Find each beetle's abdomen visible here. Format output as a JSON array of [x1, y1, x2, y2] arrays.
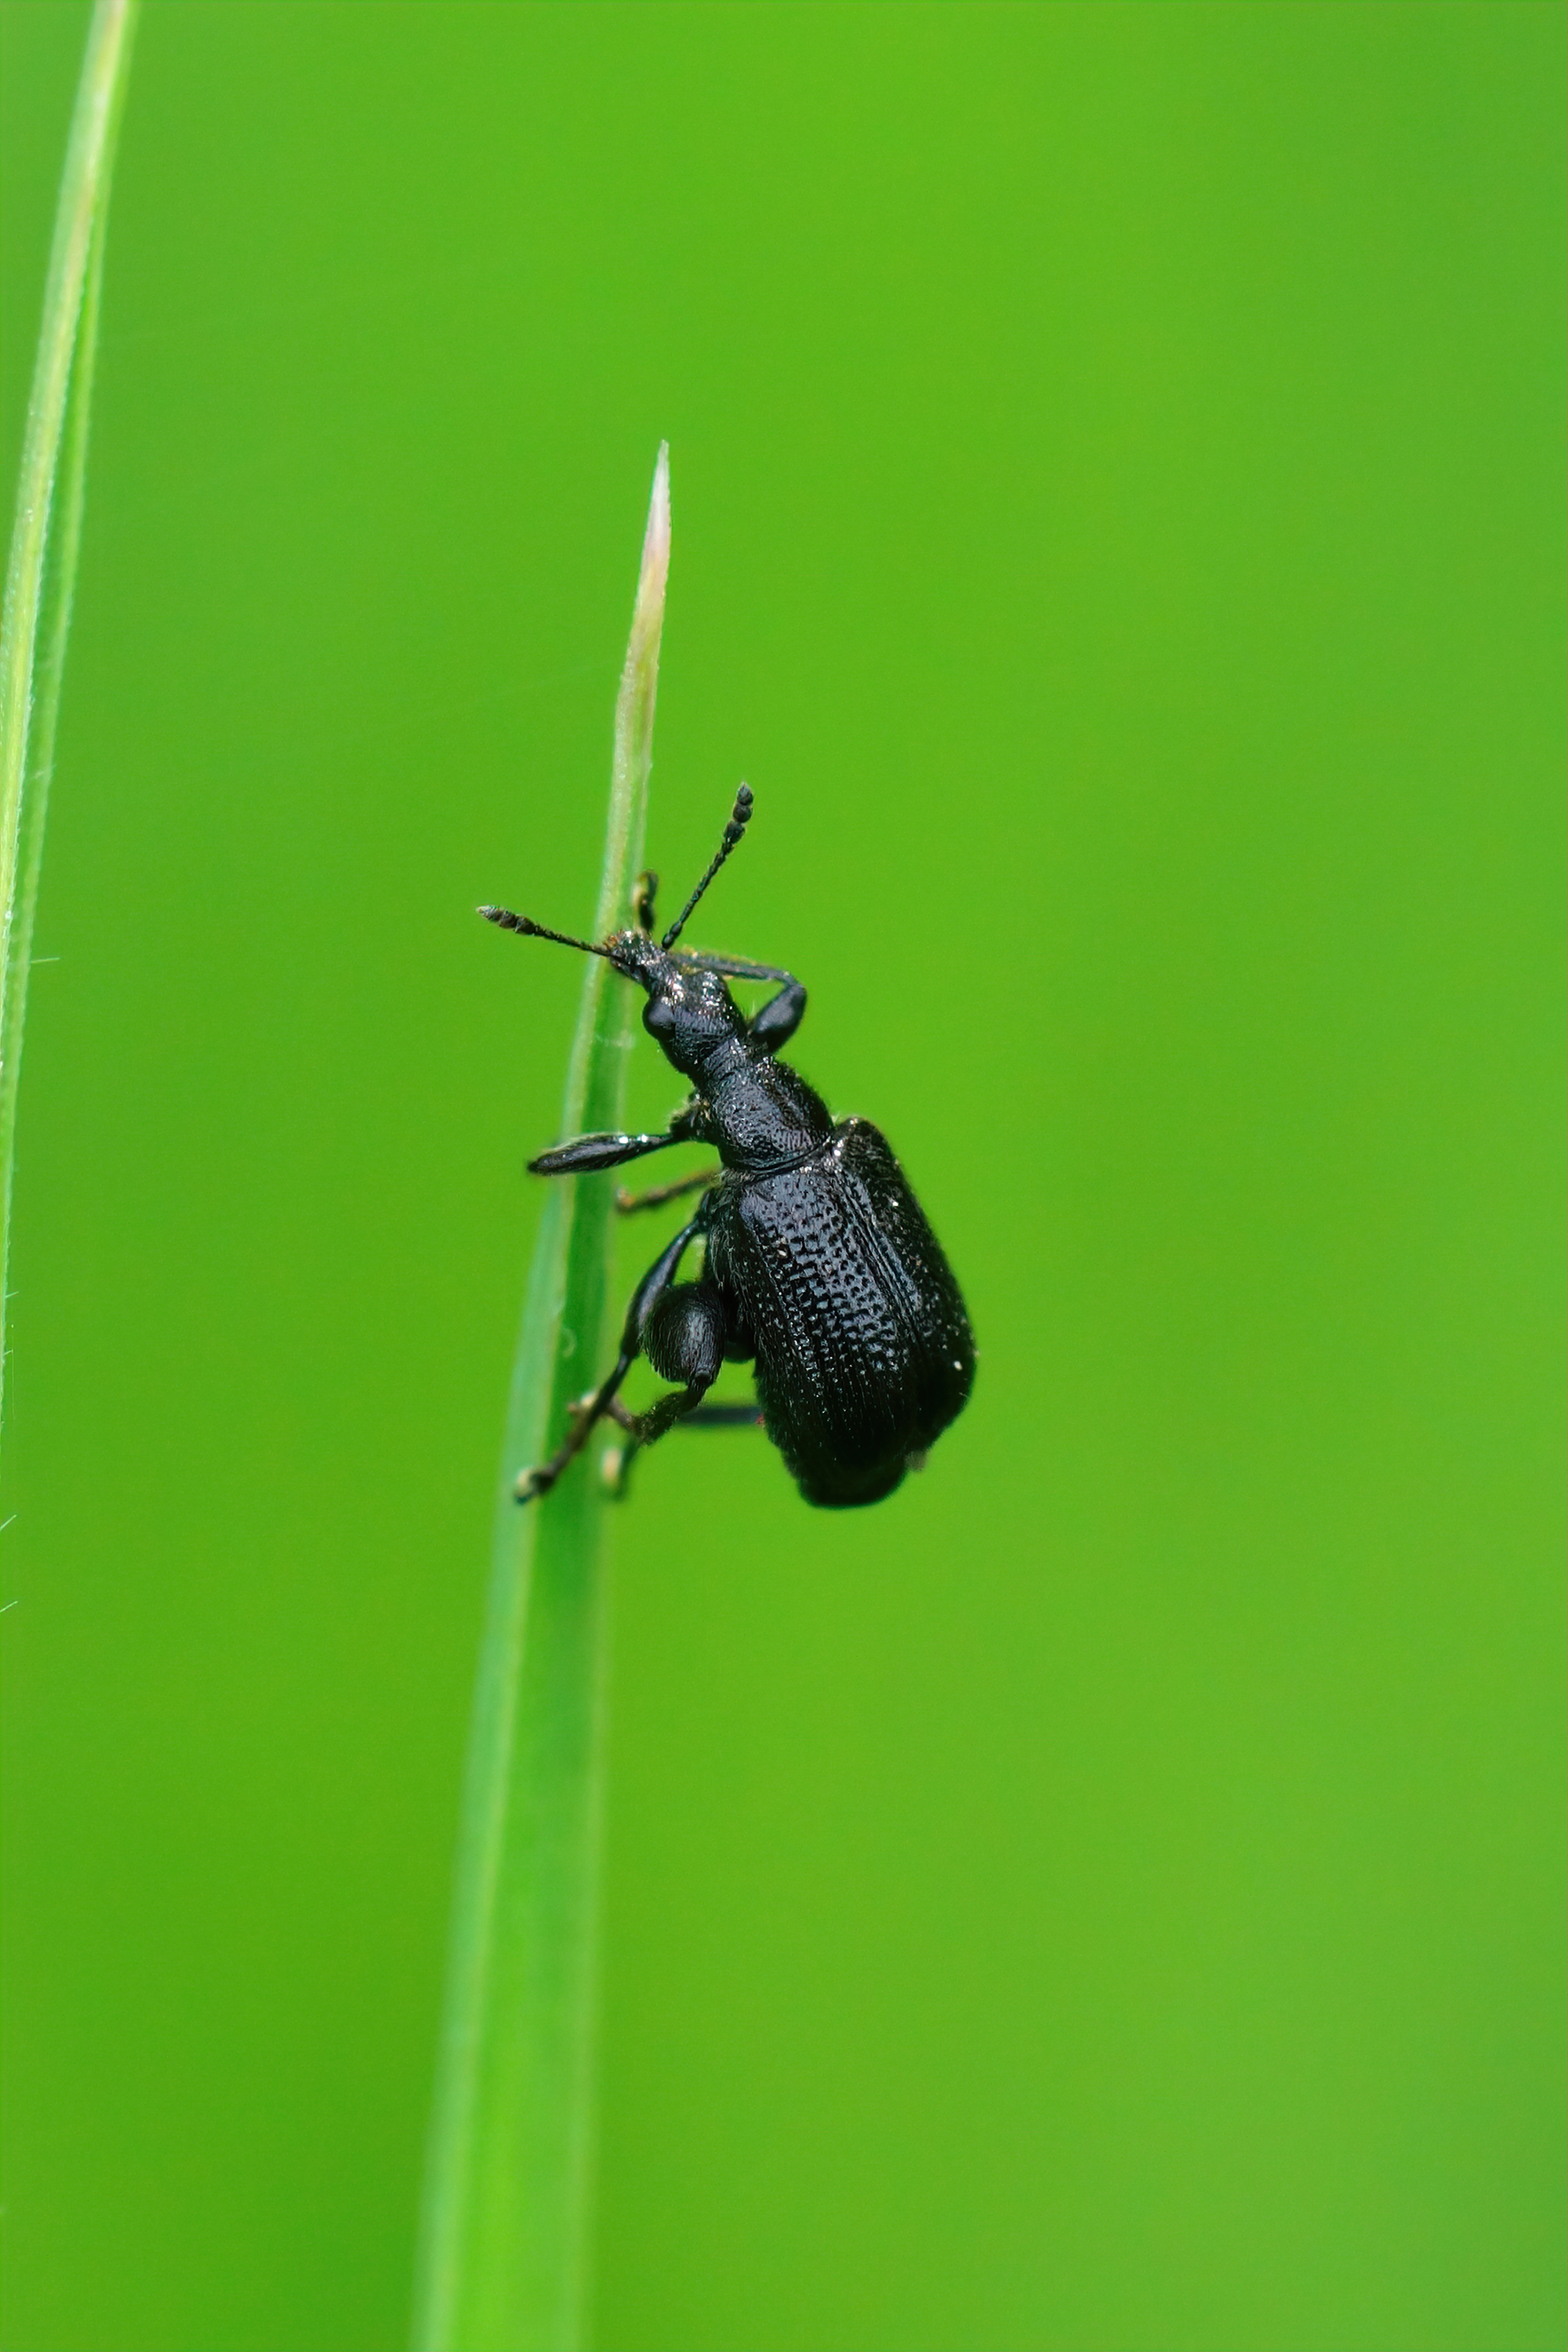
[[708, 1117, 975, 1508]]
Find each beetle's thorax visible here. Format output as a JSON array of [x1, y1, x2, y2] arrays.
[[704, 1052, 833, 1171], [608, 929, 831, 1171]]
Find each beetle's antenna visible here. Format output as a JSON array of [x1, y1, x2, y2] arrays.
[[478, 906, 615, 959], [661, 785, 753, 951]]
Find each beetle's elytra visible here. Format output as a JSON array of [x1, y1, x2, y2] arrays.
[[481, 786, 975, 1507]]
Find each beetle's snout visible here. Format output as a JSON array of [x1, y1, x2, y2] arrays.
[[605, 927, 666, 985]]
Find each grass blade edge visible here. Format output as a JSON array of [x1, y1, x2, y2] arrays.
[[414, 445, 672, 2352], [0, 0, 138, 1447]]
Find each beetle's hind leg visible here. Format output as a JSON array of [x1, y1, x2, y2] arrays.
[[513, 1361, 633, 1504], [598, 1394, 764, 1497], [593, 1278, 743, 1497], [513, 1210, 705, 1503], [593, 1383, 704, 1500]]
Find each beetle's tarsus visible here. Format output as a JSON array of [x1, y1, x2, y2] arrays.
[[600, 1443, 630, 1497]]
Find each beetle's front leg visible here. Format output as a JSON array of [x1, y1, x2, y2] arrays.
[[514, 1211, 705, 1501], [528, 1100, 706, 1178], [747, 978, 807, 1052], [682, 953, 807, 1054]]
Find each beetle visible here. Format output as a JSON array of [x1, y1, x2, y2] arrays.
[[481, 784, 975, 1507]]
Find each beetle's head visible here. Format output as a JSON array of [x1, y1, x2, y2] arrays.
[[480, 784, 753, 1080], [630, 949, 742, 1076]]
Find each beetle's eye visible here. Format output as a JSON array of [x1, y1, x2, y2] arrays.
[[644, 998, 677, 1037]]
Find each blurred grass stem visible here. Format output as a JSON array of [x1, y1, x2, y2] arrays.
[[0, 0, 137, 1446], [413, 448, 670, 2352]]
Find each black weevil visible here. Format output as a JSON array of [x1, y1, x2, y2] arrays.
[[481, 786, 975, 1507]]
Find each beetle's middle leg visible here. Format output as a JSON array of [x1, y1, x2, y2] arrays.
[[514, 1211, 706, 1503], [614, 1166, 721, 1214]]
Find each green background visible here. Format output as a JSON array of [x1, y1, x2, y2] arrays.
[[2, 4, 1563, 2347]]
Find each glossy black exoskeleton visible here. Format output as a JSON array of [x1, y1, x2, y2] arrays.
[[481, 786, 974, 1508]]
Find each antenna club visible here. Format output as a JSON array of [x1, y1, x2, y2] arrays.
[[480, 905, 612, 958], [660, 784, 757, 950]]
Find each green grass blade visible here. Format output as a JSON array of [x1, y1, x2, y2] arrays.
[[0, 0, 137, 1444], [414, 445, 671, 2352]]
